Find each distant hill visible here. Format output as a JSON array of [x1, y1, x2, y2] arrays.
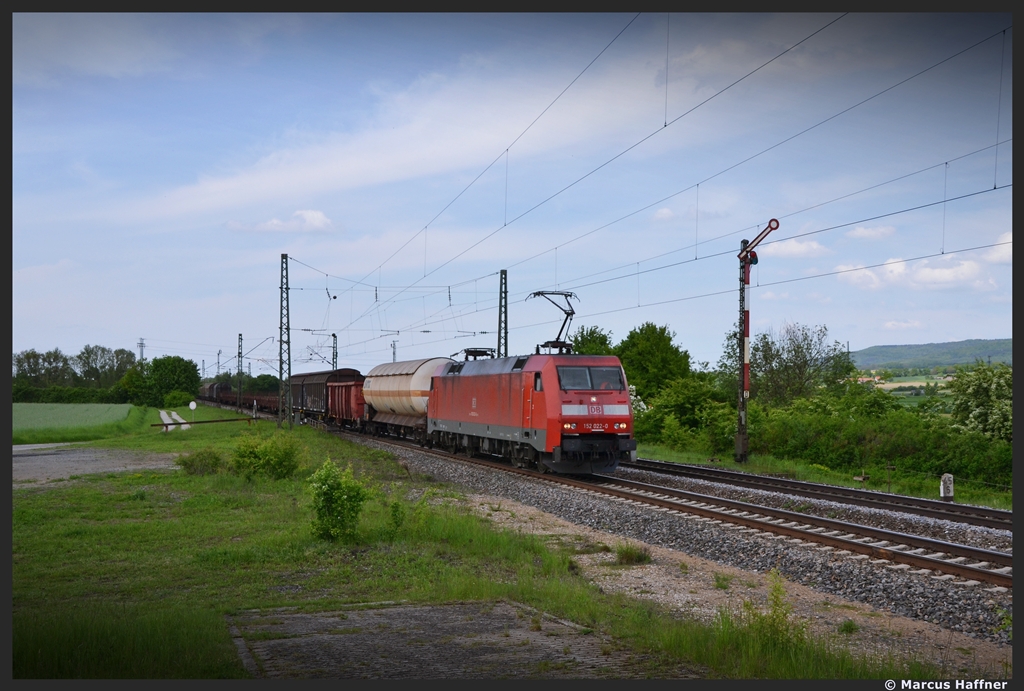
[[851, 339, 1012, 370]]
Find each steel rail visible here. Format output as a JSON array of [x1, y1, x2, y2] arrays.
[[330, 430, 1011, 588], [593, 475, 1012, 566], [623, 458, 1012, 530]]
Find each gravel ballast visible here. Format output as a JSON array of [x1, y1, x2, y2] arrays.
[[360, 438, 1012, 646]]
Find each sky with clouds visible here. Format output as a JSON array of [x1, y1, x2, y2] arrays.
[[13, 13, 1012, 377]]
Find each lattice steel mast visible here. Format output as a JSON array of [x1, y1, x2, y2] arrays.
[[279, 254, 292, 429], [497, 269, 508, 358], [237, 334, 243, 410]]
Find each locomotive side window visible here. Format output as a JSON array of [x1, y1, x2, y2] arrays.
[[534, 372, 543, 391], [557, 367, 591, 390], [590, 367, 624, 391]]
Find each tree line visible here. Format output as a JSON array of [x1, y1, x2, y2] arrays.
[[570, 321, 1011, 486], [13, 345, 199, 408], [12, 345, 138, 389], [13, 344, 283, 407]]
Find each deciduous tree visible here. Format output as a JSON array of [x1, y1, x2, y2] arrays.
[[148, 356, 201, 407], [948, 361, 1012, 442], [613, 322, 690, 401], [749, 323, 854, 406], [569, 325, 615, 356]]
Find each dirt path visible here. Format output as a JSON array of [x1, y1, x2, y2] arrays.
[[12, 444, 180, 486], [461, 494, 1013, 678]]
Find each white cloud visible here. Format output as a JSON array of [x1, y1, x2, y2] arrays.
[[652, 208, 674, 221], [911, 260, 980, 286], [837, 256, 990, 291], [227, 209, 335, 233], [758, 238, 829, 258], [884, 319, 922, 330], [880, 259, 906, 282], [759, 291, 788, 300], [835, 263, 881, 289], [846, 225, 895, 239], [835, 259, 906, 289], [982, 232, 1012, 264]]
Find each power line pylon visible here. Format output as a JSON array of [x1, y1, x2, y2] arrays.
[[279, 254, 292, 429], [497, 269, 508, 358], [237, 334, 243, 411]]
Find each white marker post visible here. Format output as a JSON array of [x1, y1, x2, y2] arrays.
[[940, 473, 954, 502], [189, 400, 197, 425]]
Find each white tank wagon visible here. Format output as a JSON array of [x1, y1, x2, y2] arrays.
[[362, 357, 452, 439]]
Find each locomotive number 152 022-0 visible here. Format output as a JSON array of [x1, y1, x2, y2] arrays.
[[583, 422, 609, 430]]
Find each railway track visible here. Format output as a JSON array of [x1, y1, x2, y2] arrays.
[[330, 430, 1012, 590], [623, 458, 1012, 530]]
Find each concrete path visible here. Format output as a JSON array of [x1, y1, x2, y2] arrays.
[[158, 410, 191, 431], [169, 411, 191, 430]]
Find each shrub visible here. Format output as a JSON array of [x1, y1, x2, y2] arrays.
[[231, 434, 265, 480], [177, 447, 224, 476], [259, 432, 299, 480], [309, 460, 369, 541], [163, 390, 194, 408], [229, 432, 300, 480]]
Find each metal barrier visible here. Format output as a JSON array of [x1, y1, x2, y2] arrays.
[[151, 418, 252, 432]]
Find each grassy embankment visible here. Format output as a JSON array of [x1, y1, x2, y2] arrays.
[[13, 404, 963, 679], [637, 444, 1012, 511]]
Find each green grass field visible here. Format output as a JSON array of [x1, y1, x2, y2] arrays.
[[12, 403, 147, 445], [12, 412, 957, 679], [14, 403, 133, 430]]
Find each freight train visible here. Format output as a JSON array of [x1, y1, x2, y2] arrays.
[[199, 353, 636, 475]]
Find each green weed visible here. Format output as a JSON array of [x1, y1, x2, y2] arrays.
[[838, 619, 860, 635], [13, 603, 245, 678], [177, 447, 224, 476], [614, 544, 652, 565], [714, 573, 733, 590]]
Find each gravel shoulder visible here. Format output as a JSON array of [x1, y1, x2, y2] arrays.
[[460, 492, 1013, 678], [368, 438, 1012, 678]]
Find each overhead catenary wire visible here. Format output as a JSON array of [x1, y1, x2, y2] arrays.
[[298, 13, 851, 343], [285, 19, 1010, 363], [294, 22, 1011, 331], [283, 158, 1012, 360], [333, 238, 1011, 360], [321, 13, 643, 311], [328, 181, 1012, 350]]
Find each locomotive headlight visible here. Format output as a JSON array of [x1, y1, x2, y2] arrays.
[[563, 422, 576, 430]]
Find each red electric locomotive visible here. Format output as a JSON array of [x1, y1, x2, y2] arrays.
[[428, 353, 635, 474]]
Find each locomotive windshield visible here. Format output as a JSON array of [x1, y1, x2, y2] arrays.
[[557, 366, 624, 391]]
